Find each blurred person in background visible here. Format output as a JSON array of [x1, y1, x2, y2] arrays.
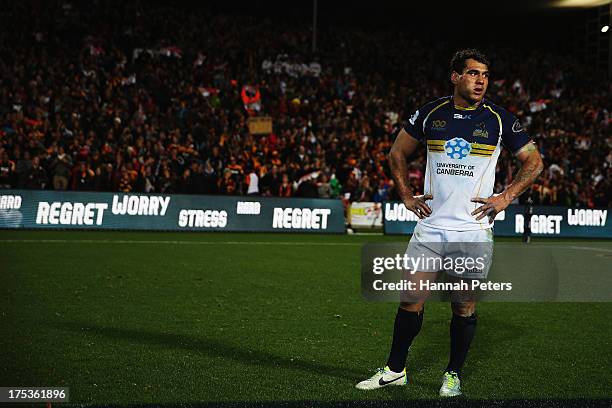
[[72, 162, 95, 191], [279, 173, 292, 197], [50, 146, 73, 190], [24, 156, 47, 190]]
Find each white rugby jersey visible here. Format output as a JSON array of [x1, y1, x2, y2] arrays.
[[403, 96, 531, 231]]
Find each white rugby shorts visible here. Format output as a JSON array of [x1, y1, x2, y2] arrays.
[[405, 222, 493, 279]]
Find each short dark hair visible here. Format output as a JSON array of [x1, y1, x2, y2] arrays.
[[450, 49, 490, 74]]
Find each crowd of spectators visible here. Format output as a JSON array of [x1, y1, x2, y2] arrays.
[[0, 1, 610, 207]]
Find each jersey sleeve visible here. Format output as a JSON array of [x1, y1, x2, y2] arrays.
[[402, 106, 427, 141], [499, 110, 532, 153]]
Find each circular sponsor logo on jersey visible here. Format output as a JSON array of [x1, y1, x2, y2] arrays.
[[444, 137, 471, 160]]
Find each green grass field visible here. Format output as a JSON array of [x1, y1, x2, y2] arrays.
[[1, 230, 611, 406]]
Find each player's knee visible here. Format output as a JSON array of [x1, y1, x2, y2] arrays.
[[451, 302, 475, 317], [399, 302, 424, 313]]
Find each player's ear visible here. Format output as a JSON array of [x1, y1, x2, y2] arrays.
[[450, 71, 460, 85]]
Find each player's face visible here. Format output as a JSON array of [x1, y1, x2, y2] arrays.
[[452, 59, 489, 105]]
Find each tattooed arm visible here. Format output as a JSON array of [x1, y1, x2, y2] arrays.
[[471, 142, 544, 221]]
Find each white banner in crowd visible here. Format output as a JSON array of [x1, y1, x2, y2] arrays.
[[349, 202, 383, 228]]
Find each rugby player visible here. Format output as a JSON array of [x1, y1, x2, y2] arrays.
[[356, 49, 544, 396]]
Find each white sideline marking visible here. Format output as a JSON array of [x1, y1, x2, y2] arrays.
[[1, 240, 609, 251], [0, 239, 362, 246], [569, 246, 612, 253]]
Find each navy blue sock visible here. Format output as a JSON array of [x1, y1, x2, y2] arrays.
[[446, 313, 477, 378], [386, 308, 423, 373]]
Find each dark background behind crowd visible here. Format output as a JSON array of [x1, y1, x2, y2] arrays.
[[0, 1, 610, 207]]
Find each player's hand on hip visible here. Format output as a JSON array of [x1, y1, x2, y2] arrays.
[[404, 194, 433, 219], [471, 195, 511, 222]]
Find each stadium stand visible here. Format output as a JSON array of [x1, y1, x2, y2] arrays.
[[0, 1, 610, 207]]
